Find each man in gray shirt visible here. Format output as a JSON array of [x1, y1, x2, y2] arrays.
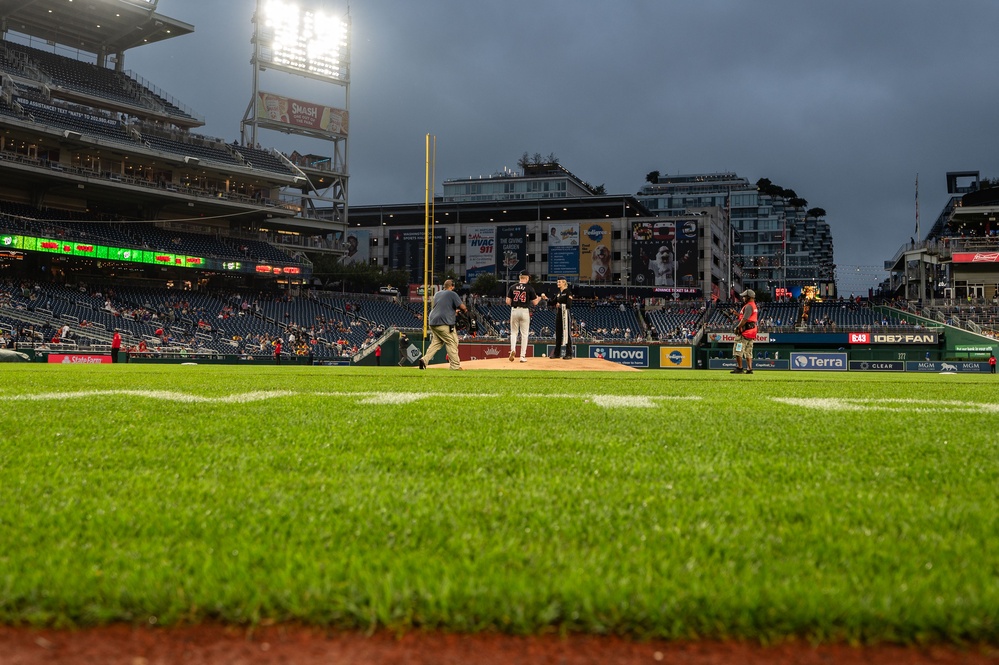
[[419, 279, 468, 370]]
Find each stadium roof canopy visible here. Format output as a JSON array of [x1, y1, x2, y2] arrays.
[[0, 0, 193, 56]]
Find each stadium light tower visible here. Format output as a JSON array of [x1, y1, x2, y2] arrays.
[[243, 0, 350, 226]]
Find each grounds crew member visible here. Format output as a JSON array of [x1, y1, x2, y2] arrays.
[[418, 279, 467, 371], [731, 289, 758, 375]]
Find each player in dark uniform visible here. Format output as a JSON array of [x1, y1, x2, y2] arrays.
[[506, 270, 543, 362], [550, 277, 573, 359]]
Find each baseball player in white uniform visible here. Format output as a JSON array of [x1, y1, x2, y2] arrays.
[[505, 270, 543, 362]]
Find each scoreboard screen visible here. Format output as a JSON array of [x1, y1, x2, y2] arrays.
[[0, 234, 298, 277]]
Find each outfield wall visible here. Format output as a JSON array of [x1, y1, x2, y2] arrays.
[[29, 342, 993, 373], [412, 342, 995, 373]]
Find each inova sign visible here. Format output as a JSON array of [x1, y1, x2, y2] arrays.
[[790, 352, 848, 371], [589, 345, 649, 368]]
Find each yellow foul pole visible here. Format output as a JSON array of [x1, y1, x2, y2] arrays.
[[422, 134, 432, 343]]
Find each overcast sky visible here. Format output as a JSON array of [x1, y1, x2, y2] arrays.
[[121, 0, 999, 294]]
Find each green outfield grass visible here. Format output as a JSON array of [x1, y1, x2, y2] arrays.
[[0, 365, 996, 644]]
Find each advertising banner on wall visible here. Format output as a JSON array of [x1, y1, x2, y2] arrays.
[[705, 331, 771, 344], [632, 221, 674, 287], [255, 91, 349, 136], [464, 226, 496, 281], [674, 219, 699, 288], [46, 354, 112, 364], [951, 252, 999, 263], [580, 221, 613, 282], [659, 346, 693, 369], [589, 344, 648, 367], [905, 360, 991, 373], [848, 361, 905, 371], [547, 223, 580, 277], [388, 228, 446, 282], [495, 225, 527, 281], [790, 352, 848, 371], [339, 229, 370, 266]]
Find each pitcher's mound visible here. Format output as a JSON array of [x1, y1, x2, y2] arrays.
[[430, 357, 639, 371]]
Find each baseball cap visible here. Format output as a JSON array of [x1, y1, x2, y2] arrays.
[[519, 270, 530, 277], [740, 289, 756, 298]]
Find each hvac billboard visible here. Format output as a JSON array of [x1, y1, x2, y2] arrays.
[[465, 226, 496, 281]]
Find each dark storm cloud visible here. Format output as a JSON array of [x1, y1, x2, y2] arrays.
[[125, 0, 999, 291]]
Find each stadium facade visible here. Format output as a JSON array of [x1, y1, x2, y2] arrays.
[[637, 172, 836, 299], [0, 0, 349, 292], [351, 165, 737, 301], [886, 170, 999, 304]]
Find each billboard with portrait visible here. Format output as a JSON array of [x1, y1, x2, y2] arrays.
[[579, 221, 613, 282]]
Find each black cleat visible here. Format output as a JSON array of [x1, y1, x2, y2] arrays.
[[744, 369, 754, 374], [418, 359, 426, 370], [730, 368, 744, 374]]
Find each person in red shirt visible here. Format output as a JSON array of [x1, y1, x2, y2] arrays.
[[990, 353, 996, 374], [273, 338, 282, 365], [731, 289, 758, 375], [375, 344, 382, 366], [111, 331, 122, 363]]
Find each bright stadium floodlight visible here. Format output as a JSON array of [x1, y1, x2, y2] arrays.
[[258, 0, 349, 82]]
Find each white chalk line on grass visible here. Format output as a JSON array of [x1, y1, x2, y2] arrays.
[[9, 392, 991, 414], [772, 397, 999, 413], [0, 390, 295, 403], [0, 390, 700, 409]]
